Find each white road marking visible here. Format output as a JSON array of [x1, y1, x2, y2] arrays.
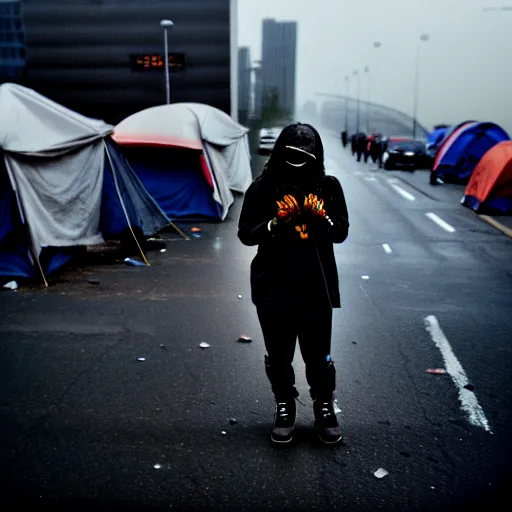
[[390, 184, 416, 201], [424, 315, 492, 433], [382, 244, 392, 254], [425, 212, 456, 233]]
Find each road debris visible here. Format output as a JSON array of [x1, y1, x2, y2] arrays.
[[374, 468, 389, 479], [361, 275, 370, 280], [426, 368, 447, 375], [159, 344, 167, 350], [136, 357, 146, 362], [88, 277, 100, 286], [199, 342, 210, 349], [333, 400, 342, 415], [124, 257, 146, 267], [160, 249, 167, 253], [192, 233, 202, 239], [238, 294, 242, 299], [464, 384, 475, 392], [228, 418, 238, 425], [2, 281, 18, 290], [237, 335, 252, 343], [221, 430, 227, 435], [153, 464, 162, 469]]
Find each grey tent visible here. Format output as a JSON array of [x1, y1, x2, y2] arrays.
[[0, 83, 170, 283]]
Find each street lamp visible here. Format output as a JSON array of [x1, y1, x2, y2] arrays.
[[345, 75, 349, 134], [368, 41, 382, 134], [364, 65, 370, 133], [412, 33, 429, 138], [354, 69, 360, 134], [160, 19, 174, 105]]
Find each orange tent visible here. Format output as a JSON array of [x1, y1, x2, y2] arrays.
[[462, 141, 512, 214]]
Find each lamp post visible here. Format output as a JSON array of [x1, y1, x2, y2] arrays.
[[354, 69, 360, 134], [413, 33, 429, 138], [160, 19, 174, 105], [369, 41, 382, 134], [345, 75, 349, 134], [364, 65, 370, 133]]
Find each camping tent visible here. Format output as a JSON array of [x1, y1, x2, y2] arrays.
[[462, 141, 512, 214], [113, 103, 252, 221], [428, 126, 449, 147], [432, 121, 510, 183], [0, 83, 170, 282]]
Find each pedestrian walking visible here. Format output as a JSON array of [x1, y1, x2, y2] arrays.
[[238, 123, 350, 445]]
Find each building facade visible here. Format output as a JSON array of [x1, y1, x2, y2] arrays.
[[15, 0, 233, 124], [260, 18, 297, 121], [237, 46, 250, 124], [0, 0, 25, 82]]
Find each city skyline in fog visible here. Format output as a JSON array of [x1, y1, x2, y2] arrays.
[[238, 0, 512, 133]]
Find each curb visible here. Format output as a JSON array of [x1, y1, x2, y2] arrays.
[[479, 215, 512, 239]]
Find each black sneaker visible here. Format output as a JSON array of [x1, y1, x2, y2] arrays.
[[313, 400, 342, 445], [271, 399, 296, 444]]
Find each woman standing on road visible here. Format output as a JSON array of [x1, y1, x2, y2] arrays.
[[238, 123, 350, 445]]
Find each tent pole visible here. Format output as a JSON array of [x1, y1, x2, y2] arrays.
[[103, 141, 151, 266]]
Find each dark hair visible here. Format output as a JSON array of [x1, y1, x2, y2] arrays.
[[262, 122, 325, 194]]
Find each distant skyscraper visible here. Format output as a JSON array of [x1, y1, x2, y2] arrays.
[[238, 46, 251, 124], [252, 62, 262, 121], [260, 18, 297, 120], [0, 0, 25, 82]]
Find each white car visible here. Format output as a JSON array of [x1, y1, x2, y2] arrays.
[[258, 127, 284, 155]]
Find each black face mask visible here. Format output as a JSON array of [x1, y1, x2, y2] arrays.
[[278, 146, 318, 193]]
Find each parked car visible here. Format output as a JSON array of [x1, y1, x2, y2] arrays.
[[381, 138, 428, 170], [258, 127, 283, 155]]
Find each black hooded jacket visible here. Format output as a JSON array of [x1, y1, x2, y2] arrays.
[[238, 124, 349, 311]]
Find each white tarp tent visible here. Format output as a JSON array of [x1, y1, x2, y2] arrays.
[[0, 83, 169, 281], [113, 103, 252, 221]]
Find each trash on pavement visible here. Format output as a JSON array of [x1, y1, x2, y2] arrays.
[[238, 294, 242, 299], [191, 227, 202, 233], [361, 275, 370, 280], [237, 335, 252, 343], [464, 384, 475, 392], [88, 277, 100, 286], [192, 233, 202, 239], [199, 342, 210, 349], [2, 281, 18, 290], [160, 249, 167, 253], [159, 344, 167, 350], [374, 468, 389, 479], [124, 257, 146, 267], [136, 357, 146, 362], [333, 400, 342, 415], [426, 369, 447, 375], [221, 430, 227, 435], [153, 464, 162, 469], [228, 418, 238, 425]]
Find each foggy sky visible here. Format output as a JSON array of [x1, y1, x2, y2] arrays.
[[238, 0, 512, 133]]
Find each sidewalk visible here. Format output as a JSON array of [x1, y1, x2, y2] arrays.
[[381, 167, 512, 238]]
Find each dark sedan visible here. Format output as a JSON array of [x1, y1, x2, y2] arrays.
[[381, 138, 428, 170]]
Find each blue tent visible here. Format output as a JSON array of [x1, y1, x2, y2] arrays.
[[121, 146, 222, 221], [428, 127, 449, 147], [433, 122, 510, 183]]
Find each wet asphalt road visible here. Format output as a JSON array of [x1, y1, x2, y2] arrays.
[[1, 128, 512, 511]]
